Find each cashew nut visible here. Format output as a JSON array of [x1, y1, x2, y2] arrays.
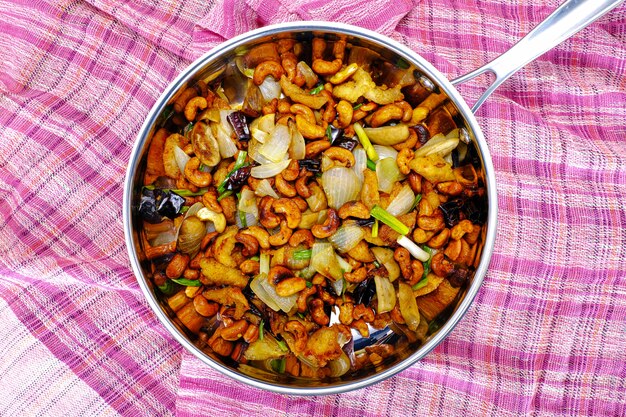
[[275, 173, 297, 197], [276, 277, 307, 297], [370, 104, 404, 127], [289, 229, 315, 248], [407, 172, 422, 194], [258, 196, 281, 229], [284, 321, 308, 353], [329, 63, 359, 84], [282, 159, 301, 181], [323, 146, 355, 167], [219, 194, 237, 225], [344, 267, 367, 283], [353, 304, 375, 323], [244, 42, 280, 67], [240, 259, 260, 275], [289, 103, 316, 124], [292, 196, 308, 212], [337, 201, 370, 219], [311, 208, 340, 238], [431, 252, 454, 277], [240, 226, 271, 249], [335, 100, 353, 128], [184, 96, 208, 122], [417, 212, 445, 232], [196, 207, 227, 233], [296, 170, 313, 198], [393, 127, 419, 151], [173, 87, 198, 113], [296, 286, 317, 313], [221, 319, 249, 341], [396, 148, 415, 176], [166, 253, 190, 279], [184, 157, 212, 188], [436, 181, 464, 196], [269, 220, 293, 247], [253, 60, 284, 86], [427, 228, 451, 249], [267, 265, 294, 285], [296, 115, 326, 139], [312, 38, 345, 76], [361, 169, 380, 209], [339, 302, 354, 325], [273, 198, 302, 229], [309, 299, 329, 326], [235, 232, 259, 256], [194, 295, 219, 317], [394, 247, 412, 281]]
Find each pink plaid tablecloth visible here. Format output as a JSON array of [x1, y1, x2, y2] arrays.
[[1, 0, 625, 415]]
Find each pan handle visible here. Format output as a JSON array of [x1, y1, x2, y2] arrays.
[[452, 0, 624, 112]]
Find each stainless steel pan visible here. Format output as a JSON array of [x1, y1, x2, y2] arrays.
[[123, 0, 623, 395]]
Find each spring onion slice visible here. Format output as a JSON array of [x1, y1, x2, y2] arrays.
[[259, 320, 265, 340], [309, 84, 324, 95], [157, 280, 177, 295], [293, 249, 312, 260], [354, 122, 378, 162], [366, 159, 376, 171], [217, 151, 248, 193], [410, 193, 423, 211], [412, 276, 429, 290], [276, 339, 288, 352], [217, 190, 233, 201], [170, 278, 202, 287], [143, 186, 208, 197], [353, 103, 363, 110], [371, 219, 379, 238], [370, 205, 409, 236], [421, 246, 433, 279], [271, 358, 286, 373], [397, 235, 430, 262], [326, 125, 332, 141]]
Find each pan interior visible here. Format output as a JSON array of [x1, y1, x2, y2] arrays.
[[125, 23, 496, 395]]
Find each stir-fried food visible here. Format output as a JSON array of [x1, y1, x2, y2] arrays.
[[138, 36, 487, 379]]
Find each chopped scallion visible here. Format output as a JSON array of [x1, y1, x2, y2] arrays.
[[143, 186, 208, 197], [373, 260, 381, 268], [397, 235, 431, 262], [396, 57, 410, 69], [310, 84, 324, 95], [305, 281, 313, 288], [250, 256, 260, 261], [370, 205, 409, 235], [293, 249, 312, 260], [421, 246, 433, 279], [353, 103, 363, 111], [217, 151, 248, 194], [157, 280, 177, 295], [238, 210, 247, 228], [366, 159, 377, 171], [258, 320, 264, 340], [412, 276, 429, 290], [271, 358, 286, 373], [410, 193, 423, 211], [371, 219, 379, 238], [179, 206, 190, 214], [183, 122, 194, 136], [297, 312, 306, 320], [170, 278, 202, 287], [217, 190, 233, 201], [354, 122, 379, 161], [276, 339, 288, 352], [326, 125, 332, 141]]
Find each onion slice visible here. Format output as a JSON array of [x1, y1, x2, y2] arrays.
[[250, 159, 291, 178], [254, 179, 280, 198], [386, 184, 415, 217], [173, 145, 191, 176], [321, 167, 361, 209], [328, 224, 365, 253]]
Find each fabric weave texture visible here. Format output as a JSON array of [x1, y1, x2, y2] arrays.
[[1, 0, 625, 416]]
